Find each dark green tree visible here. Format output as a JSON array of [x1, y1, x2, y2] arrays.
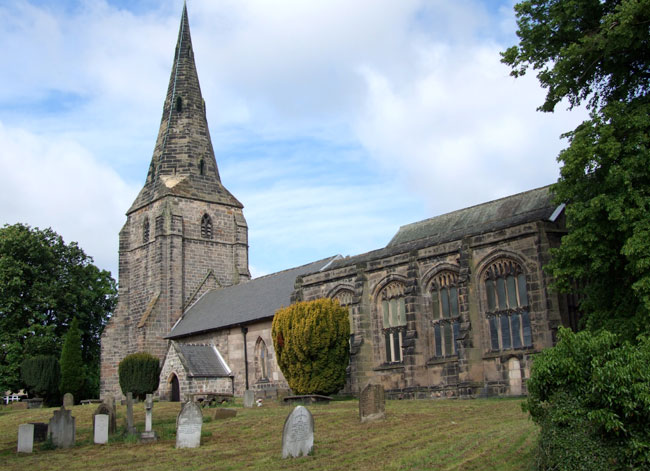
[[21, 355, 61, 406], [59, 318, 84, 400], [118, 352, 161, 400], [502, 0, 650, 340], [0, 223, 117, 394], [272, 298, 350, 395]]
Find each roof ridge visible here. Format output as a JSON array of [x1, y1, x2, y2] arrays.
[[249, 255, 339, 281]]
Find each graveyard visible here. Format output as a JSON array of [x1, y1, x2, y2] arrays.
[[0, 397, 536, 470]]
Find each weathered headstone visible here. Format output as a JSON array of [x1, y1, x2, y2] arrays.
[[48, 406, 75, 448], [125, 392, 136, 435], [243, 390, 255, 408], [31, 423, 48, 442], [63, 393, 74, 408], [94, 414, 109, 444], [359, 383, 386, 423], [93, 403, 116, 435], [139, 393, 158, 443], [213, 408, 237, 420], [17, 424, 34, 453], [282, 405, 314, 458], [176, 401, 203, 449], [27, 398, 44, 409]]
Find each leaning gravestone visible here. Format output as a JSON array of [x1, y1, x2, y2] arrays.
[[359, 383, 386, 423], [63, 393, 74, 408], [48, 406, 75, 448], [94, 414, 109, 444], [282, 405, 314, 458], [176, 401, 203, 449], [17, 424, 34, 453], [94, 403, 116, 435], [243, 390, 255, 408]]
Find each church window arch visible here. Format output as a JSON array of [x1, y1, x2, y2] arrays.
[[429, 271, 461, 358], [143, 218, 150, 243], [330, 287, 355, 340], [378, 281, 406, 364], [254, 337, 269, 382], [200, 214, 212, 239], [483, 259, 532, 351]]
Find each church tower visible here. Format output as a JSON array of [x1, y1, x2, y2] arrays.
[[100, 4, 250, 398]]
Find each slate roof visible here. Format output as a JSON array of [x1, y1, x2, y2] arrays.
[[324, 185, 561, 271], [175, 343, 231, 377], [167, 256, 339, 339]]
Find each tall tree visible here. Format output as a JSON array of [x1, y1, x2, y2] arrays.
[[0, 223, 117, 393], [60, 318, 85, 400], [502, 0, 650, 340]]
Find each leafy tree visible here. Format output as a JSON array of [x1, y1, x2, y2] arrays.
[[59, 318, 85, 400], [272, 298, 350, 395], [21, 355, 60, 405], [0, 223, 117, 394], [524, 328, 650, 469], [118, 352, 161, 400], [502, 0, 650, 340]]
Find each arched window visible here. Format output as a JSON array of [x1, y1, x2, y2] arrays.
[[255, 338, 269, 381], [430, 271, 461, 358], [200, 214, 212, 239], [332, 288, 355, 343], [379, 282, 406, 363], [143, 218, 150, 243], [175, 96, 183, 112], [484, 259, 532, 351]]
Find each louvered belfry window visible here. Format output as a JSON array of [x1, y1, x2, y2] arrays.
[[200, 214, 212, 239]]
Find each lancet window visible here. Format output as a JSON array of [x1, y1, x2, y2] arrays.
[[379, 282, 406, 364], [430, 271, 461, 358]]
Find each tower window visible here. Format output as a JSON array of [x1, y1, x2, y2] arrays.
[[200, 214, 212, 239], [143, 218, 150, 243], [199, 159, 205, 175], [175, 96, 183, 112]]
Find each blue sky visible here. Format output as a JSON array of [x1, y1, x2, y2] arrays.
[[0, 0, 586, 279]]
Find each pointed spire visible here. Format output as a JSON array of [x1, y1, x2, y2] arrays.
[[129, 3, 241, 214]]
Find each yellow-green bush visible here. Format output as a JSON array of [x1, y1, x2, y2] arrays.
[[272, 298, 350, 395]]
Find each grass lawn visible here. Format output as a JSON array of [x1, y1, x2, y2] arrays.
[[0, 397, 537, 471]]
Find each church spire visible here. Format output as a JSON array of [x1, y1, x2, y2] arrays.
[[129, 3, 242, 214]]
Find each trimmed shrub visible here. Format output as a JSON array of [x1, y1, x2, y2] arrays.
[[525, 328, 650, 470], [59, 318, 84, 401], [21, 355, 60, 405], [272, 298, 350, 395], [118, 352, 161, 400]]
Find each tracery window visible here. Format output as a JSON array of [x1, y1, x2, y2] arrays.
[[484, 259, 533, 351], [255, 338, 269, 381], [200, 213, 212, 239], [379, 282, 406, 364], [143, 218, 150, 243], [430, 271, 461, 358]]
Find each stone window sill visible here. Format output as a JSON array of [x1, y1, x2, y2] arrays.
[[482, 347, 536, 360], [426, 355, 459, 366], [373, 363, 405, 372]]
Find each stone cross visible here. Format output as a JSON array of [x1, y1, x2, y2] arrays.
[[63, 392, 74, 408], [139, 393, 158, 443], [282, 405, 314, 458], [176, 401, 203, 449], [17, 424, 34, 453], [94, 414, 109, 444], [359, 383, 386, 423], [125, 392, 136, 435], [48, 406, 75, 448]]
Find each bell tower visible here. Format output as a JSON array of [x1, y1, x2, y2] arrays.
[[100, 3, 250, 398]]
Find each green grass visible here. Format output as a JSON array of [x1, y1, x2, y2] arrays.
[[0, 398, 537, 471]]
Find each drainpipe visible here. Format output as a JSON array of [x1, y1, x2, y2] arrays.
[[241, 326, 249, 390]]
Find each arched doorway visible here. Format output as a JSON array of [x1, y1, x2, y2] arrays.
[[170, 373, 180, 402]]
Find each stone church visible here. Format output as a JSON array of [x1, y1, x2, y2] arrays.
[[100, 5, 577, 401]]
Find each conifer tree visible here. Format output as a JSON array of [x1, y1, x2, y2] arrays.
[[59, 317, 85, 401]]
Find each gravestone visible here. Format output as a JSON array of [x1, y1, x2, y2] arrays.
[[30, 423, 48, 442], [48, 406, 75, 448], [125, 392, 136, 435], [282, 405, 314, 458], [17, 424, 34, 453], [63, 393, 74, 408], [94, 414, 109, 444], [27, 398, 43, 409], [213, 408, 237, 420], [176, 401, 203, 449], [243, 390, 255, 408], [359, 384, 386, 423], [93, 403, 116, 435], [140, 393, 158, 443]]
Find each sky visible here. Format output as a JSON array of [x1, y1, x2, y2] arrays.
[[0, 0, 587, 279]]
